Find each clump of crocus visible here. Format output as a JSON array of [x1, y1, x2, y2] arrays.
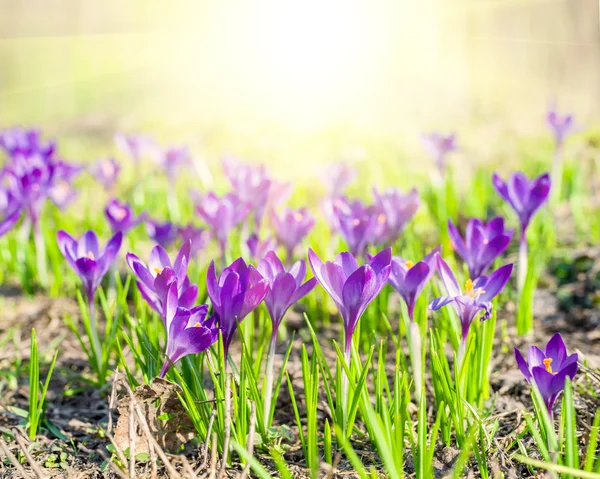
[[178, 223, 210, 257], [258, 251, 317, 429], [271, 207, 315, 262], [146, 219, 178, 249], [57, 230, 123, 370], [430, 256, 513, 360], [246, 233, 277, 261], [127, 241, 198, 320], [492, 172, 551, 291], [91, 158, 120, 191], [159, 283, 218, 378], [421, 131, 458, 180], [196, 192, 250, 263], [105, 198, 147, 234], [206, 258, 269, 359], [515, 333, 578, 419], [322, 162, 357, 197], [388, 247, 439, 396], [372, 187, 420, 246], [222, 157, 271, 227], [448, 217, 513, 279]]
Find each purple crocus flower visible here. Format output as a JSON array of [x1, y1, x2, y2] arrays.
[[271, 207, 315, 261], [388, 246, 440, 321], [546, 109, 577, 148], [222, 157, 271, 226], [329, 197, 377, 258], [308, 247, 392, 355], [196, 192, 250, 259], [515, 333, 578, 417], [421, 132, 458, 176], [206, 258, 269, 358], [493, 172, 551, 290], [178, 223, 210, 257], [114, 133, 153, 163], [0, 127, 55, 159], [372, 187, 420, 246], [159, 283, 218, 378], [57, 230, 123, 301], [0, 209, 20, 237], [91, 158, 120, 190], [154, 145, 192, 183], [105, 198, 147, 234], [126, 241, 198, 320], [322, 162, 357, 197], [429, 256, 513, 348], [448, 217, 513, 279], [146, 219, 178, 248], [246, 233, 277, 261], [258, 251, 317, 337]]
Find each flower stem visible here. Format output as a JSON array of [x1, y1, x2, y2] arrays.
[[342, 338, 352, 433], [33, 219, 48, 289], [87, 290, 103, 378], [518, 229, 528, 293], [409, 320, 423, 400], [219, 361, 232, 474], [167, 188, 180, 223], [263, 333, 277, 431], [551, 145, 563, 204]]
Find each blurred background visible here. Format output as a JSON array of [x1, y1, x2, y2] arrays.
[[1, 0, 599, 173]]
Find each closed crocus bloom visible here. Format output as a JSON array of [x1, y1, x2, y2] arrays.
[[271, 207, 315, 261], [105, 198, 146, 234], [372, 187, 420, 246], [258, 251, 317, 336], [430, 256, 513, 347], [448, 217, 513, 279], [146, 219, 178, 249], [546, 109, 577, 148], [515, 333, 578, 417], [159, 283, 218, 378], [126, 241, 198, 320], [197, 192, 250, 256], [388, 246, 440, 321], [246, 233, 277, 261], [57, 230, 123, 300], [308, 247, 392, 355], [91, 158, 120, 190], [421, 131, 458, 174], [206, 258, 269, 358]]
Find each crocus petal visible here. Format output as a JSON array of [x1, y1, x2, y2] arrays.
[[77, 231, 100, 259], [290, 277, 318, 304], [532, 366, 554, 399], [179, 284, 199, 310], [127, 253, 155, 289], [335, 252, 359, 277], [369, 247, 392, 276], [173, 240, 191, 277], [149, 245, 172, 272], [448, 220, 468, 260], [239, 279, 269, 319], [429, 296, 455, 310], [544, 333, 567, 367], [206, 260, 220, 307], [342, 265, 377, 333], [0, 210, 20, 237], [405, 261, 430, 297], [528, 346, 546, 369], [164, 282, 179, 329], [479, 263, 513, 302], [99, 232, 123, 275], [514, 347, 532, 382], [492, 173, 510, 203], [549, 363, 578, 396], [436, 256, 461, 297]]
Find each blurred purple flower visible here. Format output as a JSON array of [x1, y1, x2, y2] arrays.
[[91, 158, 120, 190], [146, 219, 178, 248], [258, 251, 317, 337], [322, 163, 357, 197], [105, 198, 147, 234], [429, 256, 512, 346], [421, 132, 458, 174], [547, 109, 577, 148], [57, 230, 123, 300], [271, 207, 315, 261], [246, 233, 277, 261], [114, 133, 153, 163], [126, 241, 198, 320], [154, 145, 192, 183], [515, 333, 578, 417], [388, 246, 440, 321], [222, 157, 271, 225], [372, 187, 420, 246], [196, 192, 250, 257], [448, 217, 513, 279], [0, 209, 20, 238], [206, 257, 269, 357], [328, 197, 377, 258], [159, 284, 218, 378], [492, 172, 551, 232], [178, 223, 210, 257], [0, 127, 55, 159], [308, 247, 392, 354]]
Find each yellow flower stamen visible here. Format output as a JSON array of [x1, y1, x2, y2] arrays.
[[294, 212, 304, 221], [464, 279, 485, 298], [87, 251, 95, 260], [193, 322, 202, 328], [154, 267, 163, 275], [405, 260, 415, 269], [352, 219, 361, 226], [377, 214, 386, 224], [543, 358, 555, 374]]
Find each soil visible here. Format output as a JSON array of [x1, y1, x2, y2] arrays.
[[1, 245, 600, 478]]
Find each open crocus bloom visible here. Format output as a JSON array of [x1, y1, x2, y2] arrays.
[[308, 247, 392, 353], [57, 230, 123, 299], [388, 246, 440, 321], [258, 251, 317, 335], [206, 257, 269, 357], [515, 333, 578, 415], [159, 282, 218, 378], [429, 256, 513, 343], [126, 241, 198, 320], [448, 217, 513, 279]]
